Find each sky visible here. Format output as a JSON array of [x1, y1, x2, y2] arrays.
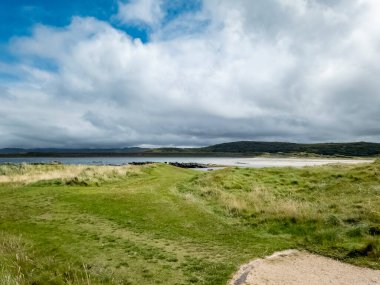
[[0, 0, 379, 148]]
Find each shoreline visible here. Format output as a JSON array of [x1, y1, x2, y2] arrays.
[[0, 157, 375, 168]]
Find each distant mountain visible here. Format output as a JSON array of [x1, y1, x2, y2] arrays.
[[0, 148, 27, 154], [1, 141, 380, 157], [199, 141, 380, 156], [0, 147, 148, 155]]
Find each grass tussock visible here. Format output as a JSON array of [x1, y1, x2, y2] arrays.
[[0, 233, 29, 285], [0, 161, 379, 284], [0, 163, 142, 185], [178, 161, 380, 265], [61, 165, 142, 186], [179, 168, 318, 221]]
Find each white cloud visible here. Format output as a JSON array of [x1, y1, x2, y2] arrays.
[[116, 0, 163, 26], [1, 0, 380, 147]]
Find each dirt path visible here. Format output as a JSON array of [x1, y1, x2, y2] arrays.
[[229, 250, 380, 285]]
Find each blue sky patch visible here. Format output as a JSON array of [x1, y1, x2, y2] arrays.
[[0, 0, 203, 44], [0, 0, 205, 78]]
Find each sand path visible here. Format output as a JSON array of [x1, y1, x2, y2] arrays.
[[229, 250, 380, 285]]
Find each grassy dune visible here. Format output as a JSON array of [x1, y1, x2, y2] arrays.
[[0, 161, 379, 284]]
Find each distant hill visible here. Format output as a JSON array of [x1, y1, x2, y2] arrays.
[[0, 147, 148, 156], [0, 148, 26, 154], [199, 141, 380, 156], [1, 142, 380, 157]]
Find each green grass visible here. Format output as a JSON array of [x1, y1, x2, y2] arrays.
[[0, 161, 379, 284]]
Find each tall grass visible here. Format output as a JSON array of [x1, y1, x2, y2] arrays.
[[0, 233, 28, 285], [0, 163, 142, 185], [178, 160, 380, 263]]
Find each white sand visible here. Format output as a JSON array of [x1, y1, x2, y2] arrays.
[[215, 157, 374, 168], [229, 250, 380, 285]]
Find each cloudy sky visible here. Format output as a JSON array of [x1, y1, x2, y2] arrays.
[[0, 0, 379, 148]]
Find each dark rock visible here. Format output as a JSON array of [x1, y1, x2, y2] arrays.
[[168, 162, 208, 168]]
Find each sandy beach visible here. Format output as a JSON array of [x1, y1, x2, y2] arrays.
[[229, 250, 380, 285], [212, 157, 375, 168]]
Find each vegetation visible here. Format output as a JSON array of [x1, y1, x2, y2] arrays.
[[200, 141, 380, 156], [2, 141, 380, 157], [0, 160, 379, 284]]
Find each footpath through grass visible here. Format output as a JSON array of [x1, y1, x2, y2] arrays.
[[0, 161, 379, 284]]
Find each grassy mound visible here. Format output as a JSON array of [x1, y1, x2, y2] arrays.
[[0, 162, 379, 284]]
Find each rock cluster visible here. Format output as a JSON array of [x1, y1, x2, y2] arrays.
[[128, 161, 208, 168], [168, 162, 208, 168]]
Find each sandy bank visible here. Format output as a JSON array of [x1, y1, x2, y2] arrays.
[[229, 250, 380, 285], [219, 157, 375, 168]]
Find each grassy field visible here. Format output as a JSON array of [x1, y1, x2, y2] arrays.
[[0, 160, 379, 284]]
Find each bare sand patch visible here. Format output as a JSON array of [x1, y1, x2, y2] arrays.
[[229, 250, 380, 285], [222, 158, 375, 168]]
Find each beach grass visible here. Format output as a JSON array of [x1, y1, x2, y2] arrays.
[[0, 160, 379, 284]]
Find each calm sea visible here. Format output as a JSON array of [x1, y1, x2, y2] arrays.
[[0, 157, 229, 165]]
